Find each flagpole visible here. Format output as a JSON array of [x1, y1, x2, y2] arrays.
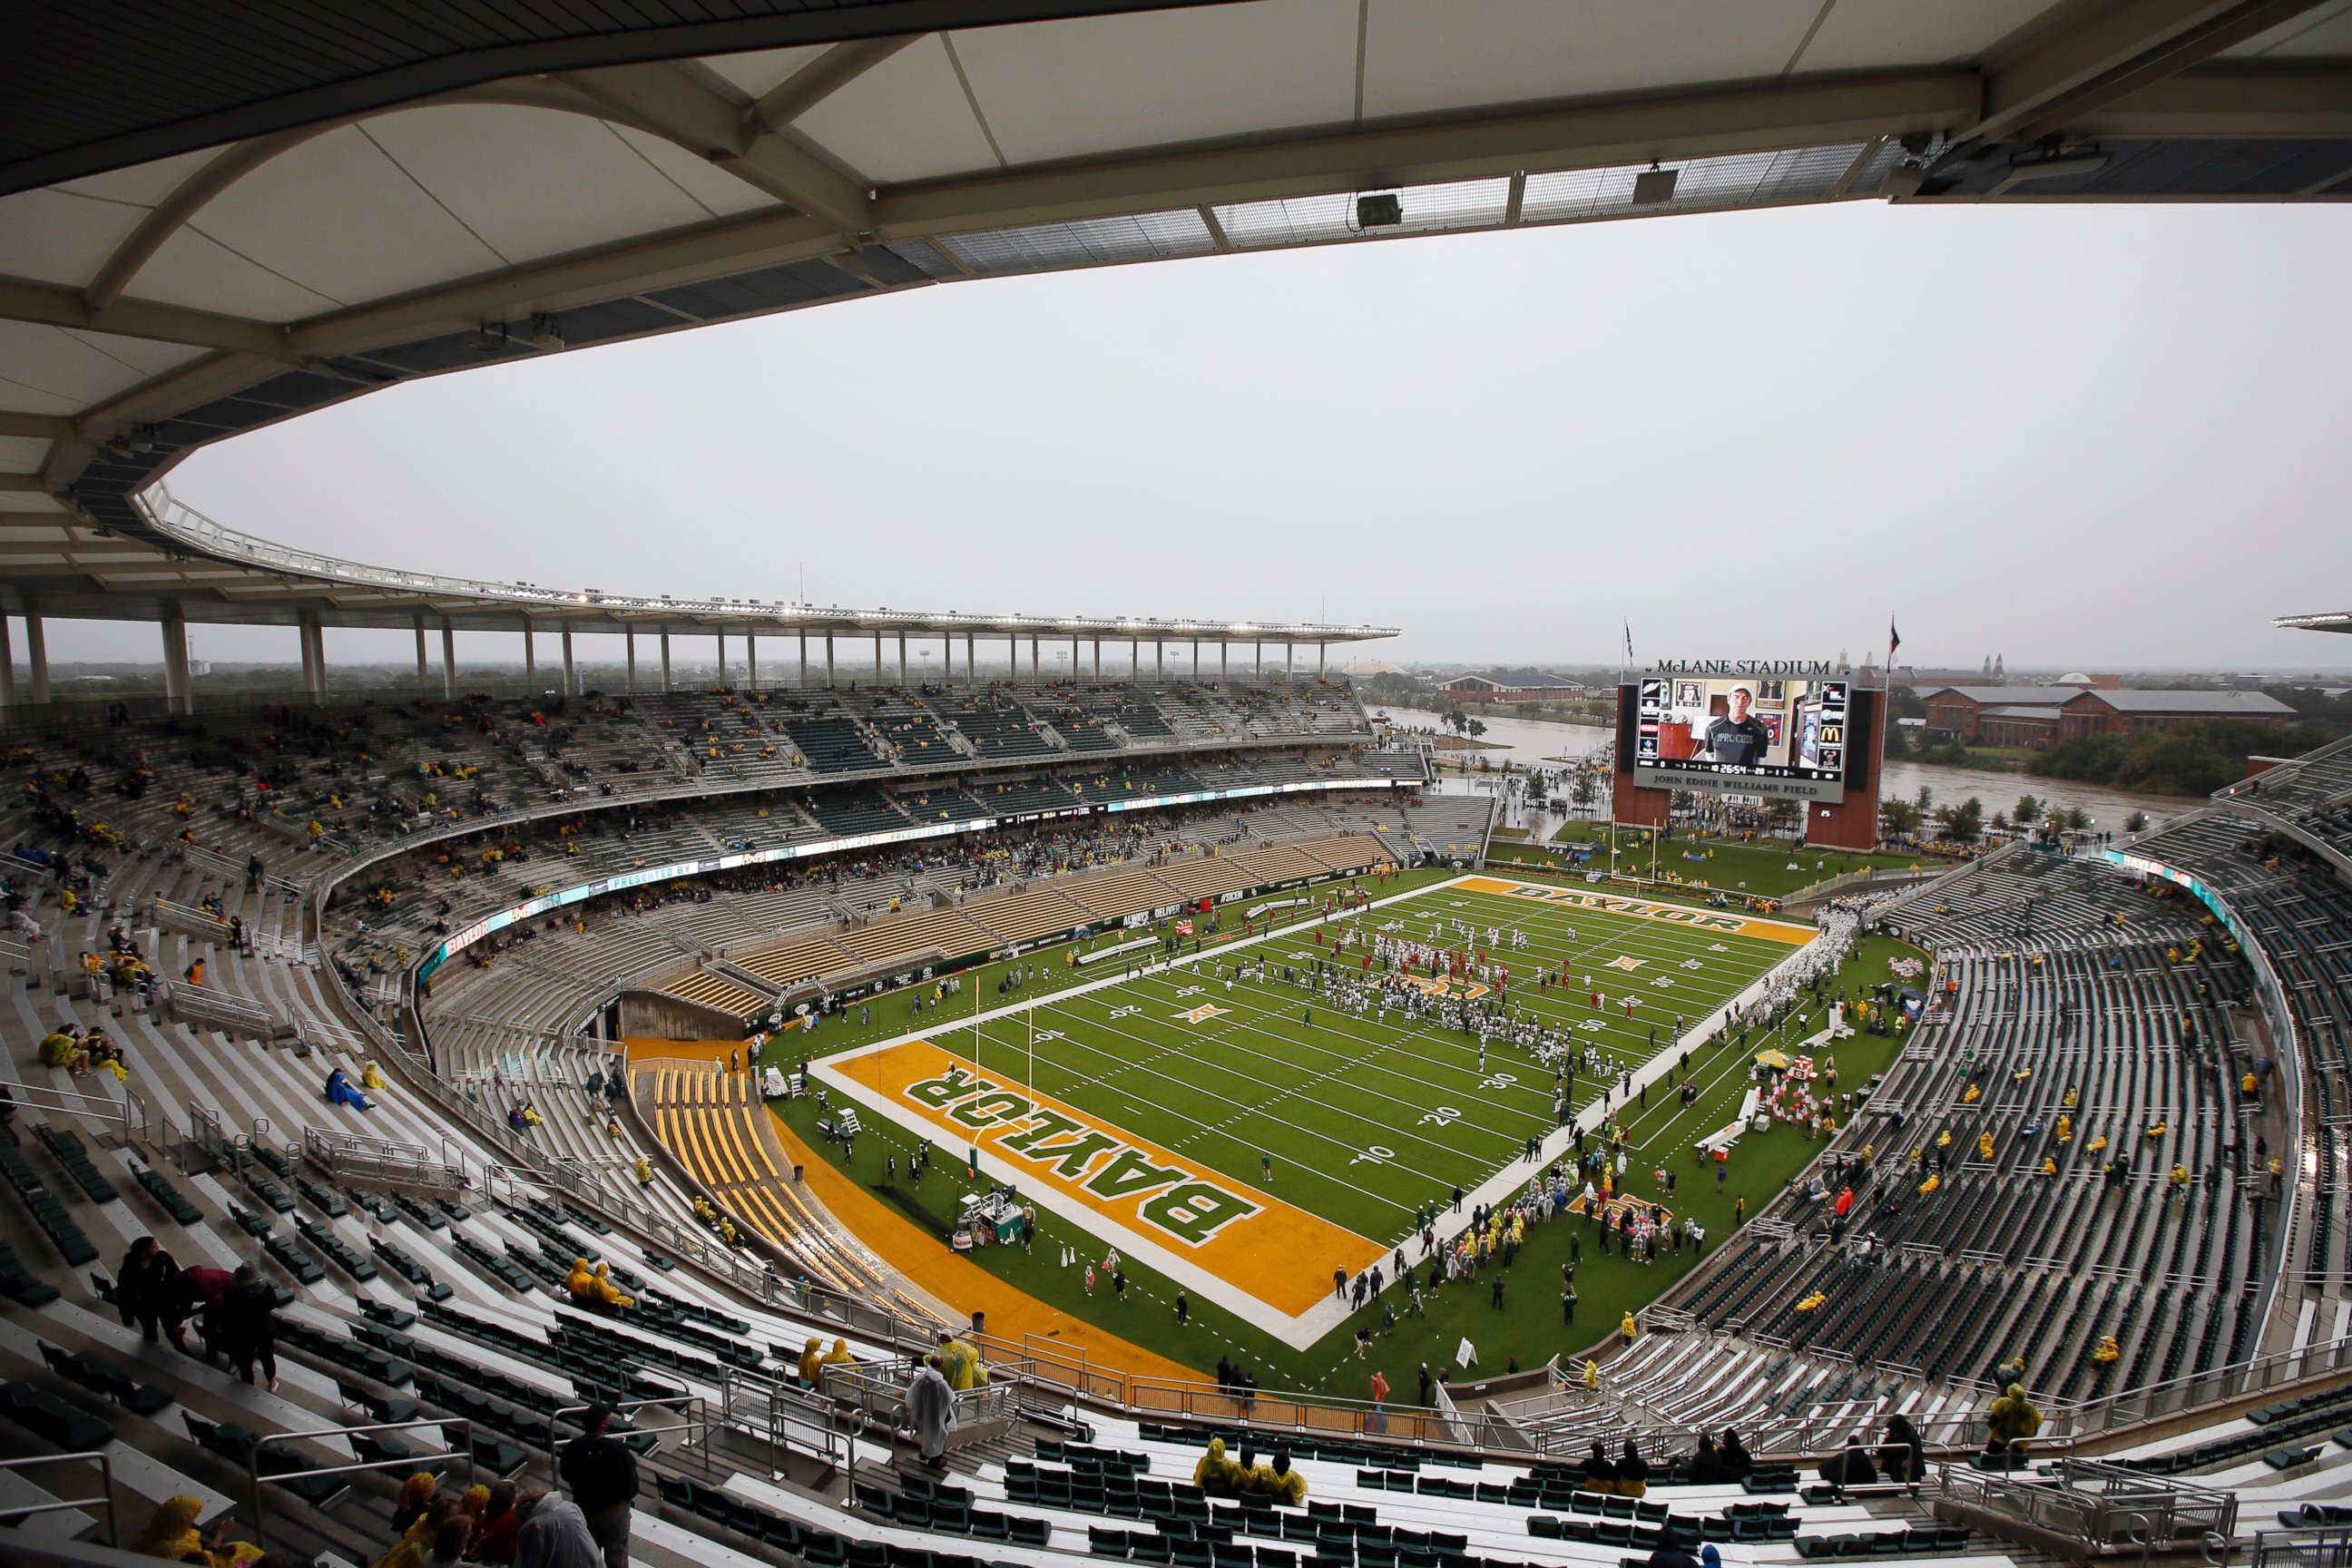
[[1877, 616, 1901, 849]]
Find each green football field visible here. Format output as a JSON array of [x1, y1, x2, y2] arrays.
[[772, 866, 1927, 1391], [913, 875, 1806, 1247]]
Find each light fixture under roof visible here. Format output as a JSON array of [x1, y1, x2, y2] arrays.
[[2005, 150, 2109, 183], [1631, 162, 1680, 205]]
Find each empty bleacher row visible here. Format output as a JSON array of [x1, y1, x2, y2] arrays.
[[2122, 810, 2352, 1296], [636, 1064, 934, 1318]]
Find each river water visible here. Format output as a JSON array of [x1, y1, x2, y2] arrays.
[[1375, 704, 2197, 833]]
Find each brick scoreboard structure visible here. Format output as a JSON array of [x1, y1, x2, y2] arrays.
[[1612, 683, 1886, 852]]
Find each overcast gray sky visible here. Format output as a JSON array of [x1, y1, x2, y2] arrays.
[[81, 197, 2352, 674]]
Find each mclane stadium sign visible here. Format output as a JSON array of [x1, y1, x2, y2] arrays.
[[1648, 659, 1834, 677]]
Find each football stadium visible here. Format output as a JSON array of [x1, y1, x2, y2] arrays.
[[1, 7, 2350, 1568]]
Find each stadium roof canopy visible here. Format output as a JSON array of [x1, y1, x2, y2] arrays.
[[3, 0, 2349, 641], [2277, 610, 2352, 634]]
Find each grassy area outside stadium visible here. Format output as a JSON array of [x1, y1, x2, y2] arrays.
[[760, 868, 1931, 1399]]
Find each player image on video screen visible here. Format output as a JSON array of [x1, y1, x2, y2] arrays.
[[1695, 683, 1773, 767]]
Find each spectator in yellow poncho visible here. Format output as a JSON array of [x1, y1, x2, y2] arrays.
[[1192, 1437, 1243, 1495], [797, 1338, 825, 1385], [373, 1494, 456, 1568], [1977, 1132, 1994, 1161], [132, 1494, 264, 1566], [817, 1338, 857, 1387], [1620, 1310, 1639, 1346], [38, 1028, 82, 1068], [2092, 1335, 2121, 1364], [936, 1330, 988, 1390], [361, 1059, 387, 1092], [1985, 1383, 2042, 1465], [563, 1258, 632, 1309], [1237, 1446, 1308, 1505], [589, 1261, 633, 1309]]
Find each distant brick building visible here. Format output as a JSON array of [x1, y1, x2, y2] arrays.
[[1922, 684, 2294, 747], [1921, 686, 2076, 741], [2054, 689, 2294, 740]]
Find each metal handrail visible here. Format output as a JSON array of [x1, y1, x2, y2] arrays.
[[180, 840, 305, 897], [2243, 1524, 2352, 1568], [166, 982, 277, 1034], [541, 1396, 706, 1485], [243, 1416, 473, 1552], [0, 1449, 118, 1546], [302, 1125, 465, 1190], [152, 895, 235, 940], [717, 1364, 844, 1477], [0, 1078, 134, 1132]]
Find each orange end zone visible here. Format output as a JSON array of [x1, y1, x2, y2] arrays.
[[829, 1039, 1387, 1318], [1454, 875, 1817, 945], [769, 1112, 1205, 1383]]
